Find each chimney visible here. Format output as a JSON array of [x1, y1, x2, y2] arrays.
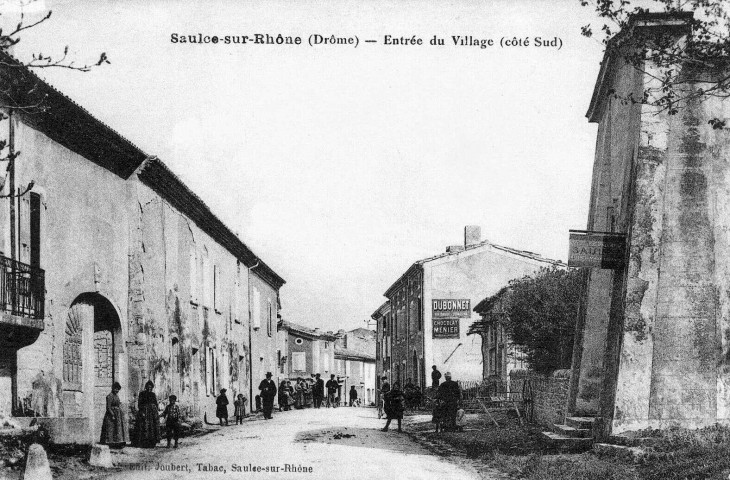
[[464, 225, 481, 247], [446, 245, 465, 253]]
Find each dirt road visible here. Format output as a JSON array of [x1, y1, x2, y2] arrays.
[[94, 407, 484, 480]]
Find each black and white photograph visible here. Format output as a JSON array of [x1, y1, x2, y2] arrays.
[[0, 0, 729, 479]]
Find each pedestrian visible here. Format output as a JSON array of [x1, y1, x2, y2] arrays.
[[436, 372, 461, 431], [313, 373, 324, 409], [286, 381, 296, 410], [278, 380, 288, 412], [216, 389, 230, 426], [258, 372, 277, 419], [100, 381, 128, 448], [431, 365, 442, 389], [325, 374, 338, 408], [349, 386, 358, 407], [403, 378, 416, 409], [161, 395, 181, 448], [378, 375, 390, 419], [234, 393, 247, 423], [381, 381, 404, 432], [136, 380, 160, 448], [295, 377, 305, 409]]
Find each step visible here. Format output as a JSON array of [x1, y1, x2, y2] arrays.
[[565, 416, 594, 430], [593, 443, 646, 463], [552, 423, 592, 438], [541, 431, 593, 452]]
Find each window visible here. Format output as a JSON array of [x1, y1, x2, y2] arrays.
[[29, 192, 40, 269], [234, 264, 241, 323], [202, 252, 211, 308], [267, 300, 272, 337], [213, 264, 220, 312], [172, 338, 180, 374], [294, 337, 304, 345], [189, 249, 199, 303], [252, 287, 261, 329], [292, 352, 306, 372], [417, 298, 422, 331], [323, 354, 330, 372], [205, 347, 214, 395]]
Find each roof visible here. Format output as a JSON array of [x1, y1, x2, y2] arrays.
[[0, 51, 148, 178], [473, 286, 511, 314], [469, 287, 512, 336], [348, 328, 376, 339], [280, 320, 339, 341], [370, 300, 391, 320], [0, 52, 285, 291], [586, 11, 694, 123], [334, 347, 375, 362], [384, 240, 566, 297], [138, 157, 285, 290]]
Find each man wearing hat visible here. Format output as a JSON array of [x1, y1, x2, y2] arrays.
[[259, 372, 278, 419], [378, 375, 390, 419], [436, 372, 461, 431], [216, 388, 230, 426]]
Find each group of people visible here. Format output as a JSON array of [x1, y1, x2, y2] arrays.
[[100, 380, 183, 450], [276, 373, 345, 412], [378, 365, 462, 433]]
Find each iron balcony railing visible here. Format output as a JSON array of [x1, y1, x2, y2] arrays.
[[0, 255, 44, 320]]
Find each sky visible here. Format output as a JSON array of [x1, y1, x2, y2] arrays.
[[4, 0, 606, 332]]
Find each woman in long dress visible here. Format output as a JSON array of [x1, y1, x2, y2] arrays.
[[136, 380, 160, 448], [295, 378, 305, 409], [100, 381, 128, 447], [381, 382, 404, 432]]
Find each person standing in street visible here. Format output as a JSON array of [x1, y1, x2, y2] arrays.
[[216, 388, 230, 426], [100, 381, 128, 447], [258, 372, 277, 419], [313, 373, 325, 409], [325, 374, 339, 408], [136, 380, 160, 448], [436, 372, 461, 431], [235, 393, 247, 423], [349, 386, 358, 407], [378, 375, 390, 419], [381, 381, 404, 432], [161, 395, 181, 448], [431, 365, 442, 389]]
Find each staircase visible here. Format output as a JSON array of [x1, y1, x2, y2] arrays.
[[541, 416, 594, 451]]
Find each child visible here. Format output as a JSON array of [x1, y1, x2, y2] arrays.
[[161, 395, 181, 448], [455, 408, 466, 432], [234, 393, 247, 424]]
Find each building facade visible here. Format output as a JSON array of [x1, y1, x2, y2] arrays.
[[469, 289, 529, 383], [372, 301, 391, 395], [379, 226, 564, 387], [334, 328, 376, 405], [279, 320, 337, 380], [0, 53, 285, 443], [568, 12, 730, 437]]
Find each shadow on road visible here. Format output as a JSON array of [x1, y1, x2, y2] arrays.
[[295, 426, 425, 454]]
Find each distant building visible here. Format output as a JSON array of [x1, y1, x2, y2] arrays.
[[334, 328, 376, 405], [371, 301, 391, 394], [469, 288, 528, 383], [278, 320, 337, 380], [378, 226, 564, 385]]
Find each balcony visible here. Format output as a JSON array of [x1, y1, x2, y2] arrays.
[[0, 255, 45, 346]]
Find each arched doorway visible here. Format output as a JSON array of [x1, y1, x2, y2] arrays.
[[62, 293, 123, 442]]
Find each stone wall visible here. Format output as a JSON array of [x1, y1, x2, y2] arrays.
[[511, 370, 570, 428]]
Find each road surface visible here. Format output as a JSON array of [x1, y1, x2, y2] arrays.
[[96, 406, 485, 480]]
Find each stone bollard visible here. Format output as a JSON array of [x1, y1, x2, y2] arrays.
[[89, 444, 114, 468], [23, 443, 52, 480]]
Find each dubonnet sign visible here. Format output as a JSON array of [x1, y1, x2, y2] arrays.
[[432, 299, 471, 318], [568, 230, 626, 269]]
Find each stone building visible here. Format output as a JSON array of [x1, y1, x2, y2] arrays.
[[371, 301, 391, 394], [0, 52, 284, 443], [278, 320, 337, 380], [567, 12, 730, 437], [469, 288, 529, 383], [334, 328, 376, 405], [378, 226, 563, 386]]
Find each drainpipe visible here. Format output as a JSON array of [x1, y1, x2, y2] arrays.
[[8, 110, 15, 263], [247, 261, 259, 413]]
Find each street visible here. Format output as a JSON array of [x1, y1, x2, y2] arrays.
[[96, 407, 484, 480]]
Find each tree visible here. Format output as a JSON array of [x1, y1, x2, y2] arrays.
[[580, 0, 730, 123], [494, 267, 582, 374]]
